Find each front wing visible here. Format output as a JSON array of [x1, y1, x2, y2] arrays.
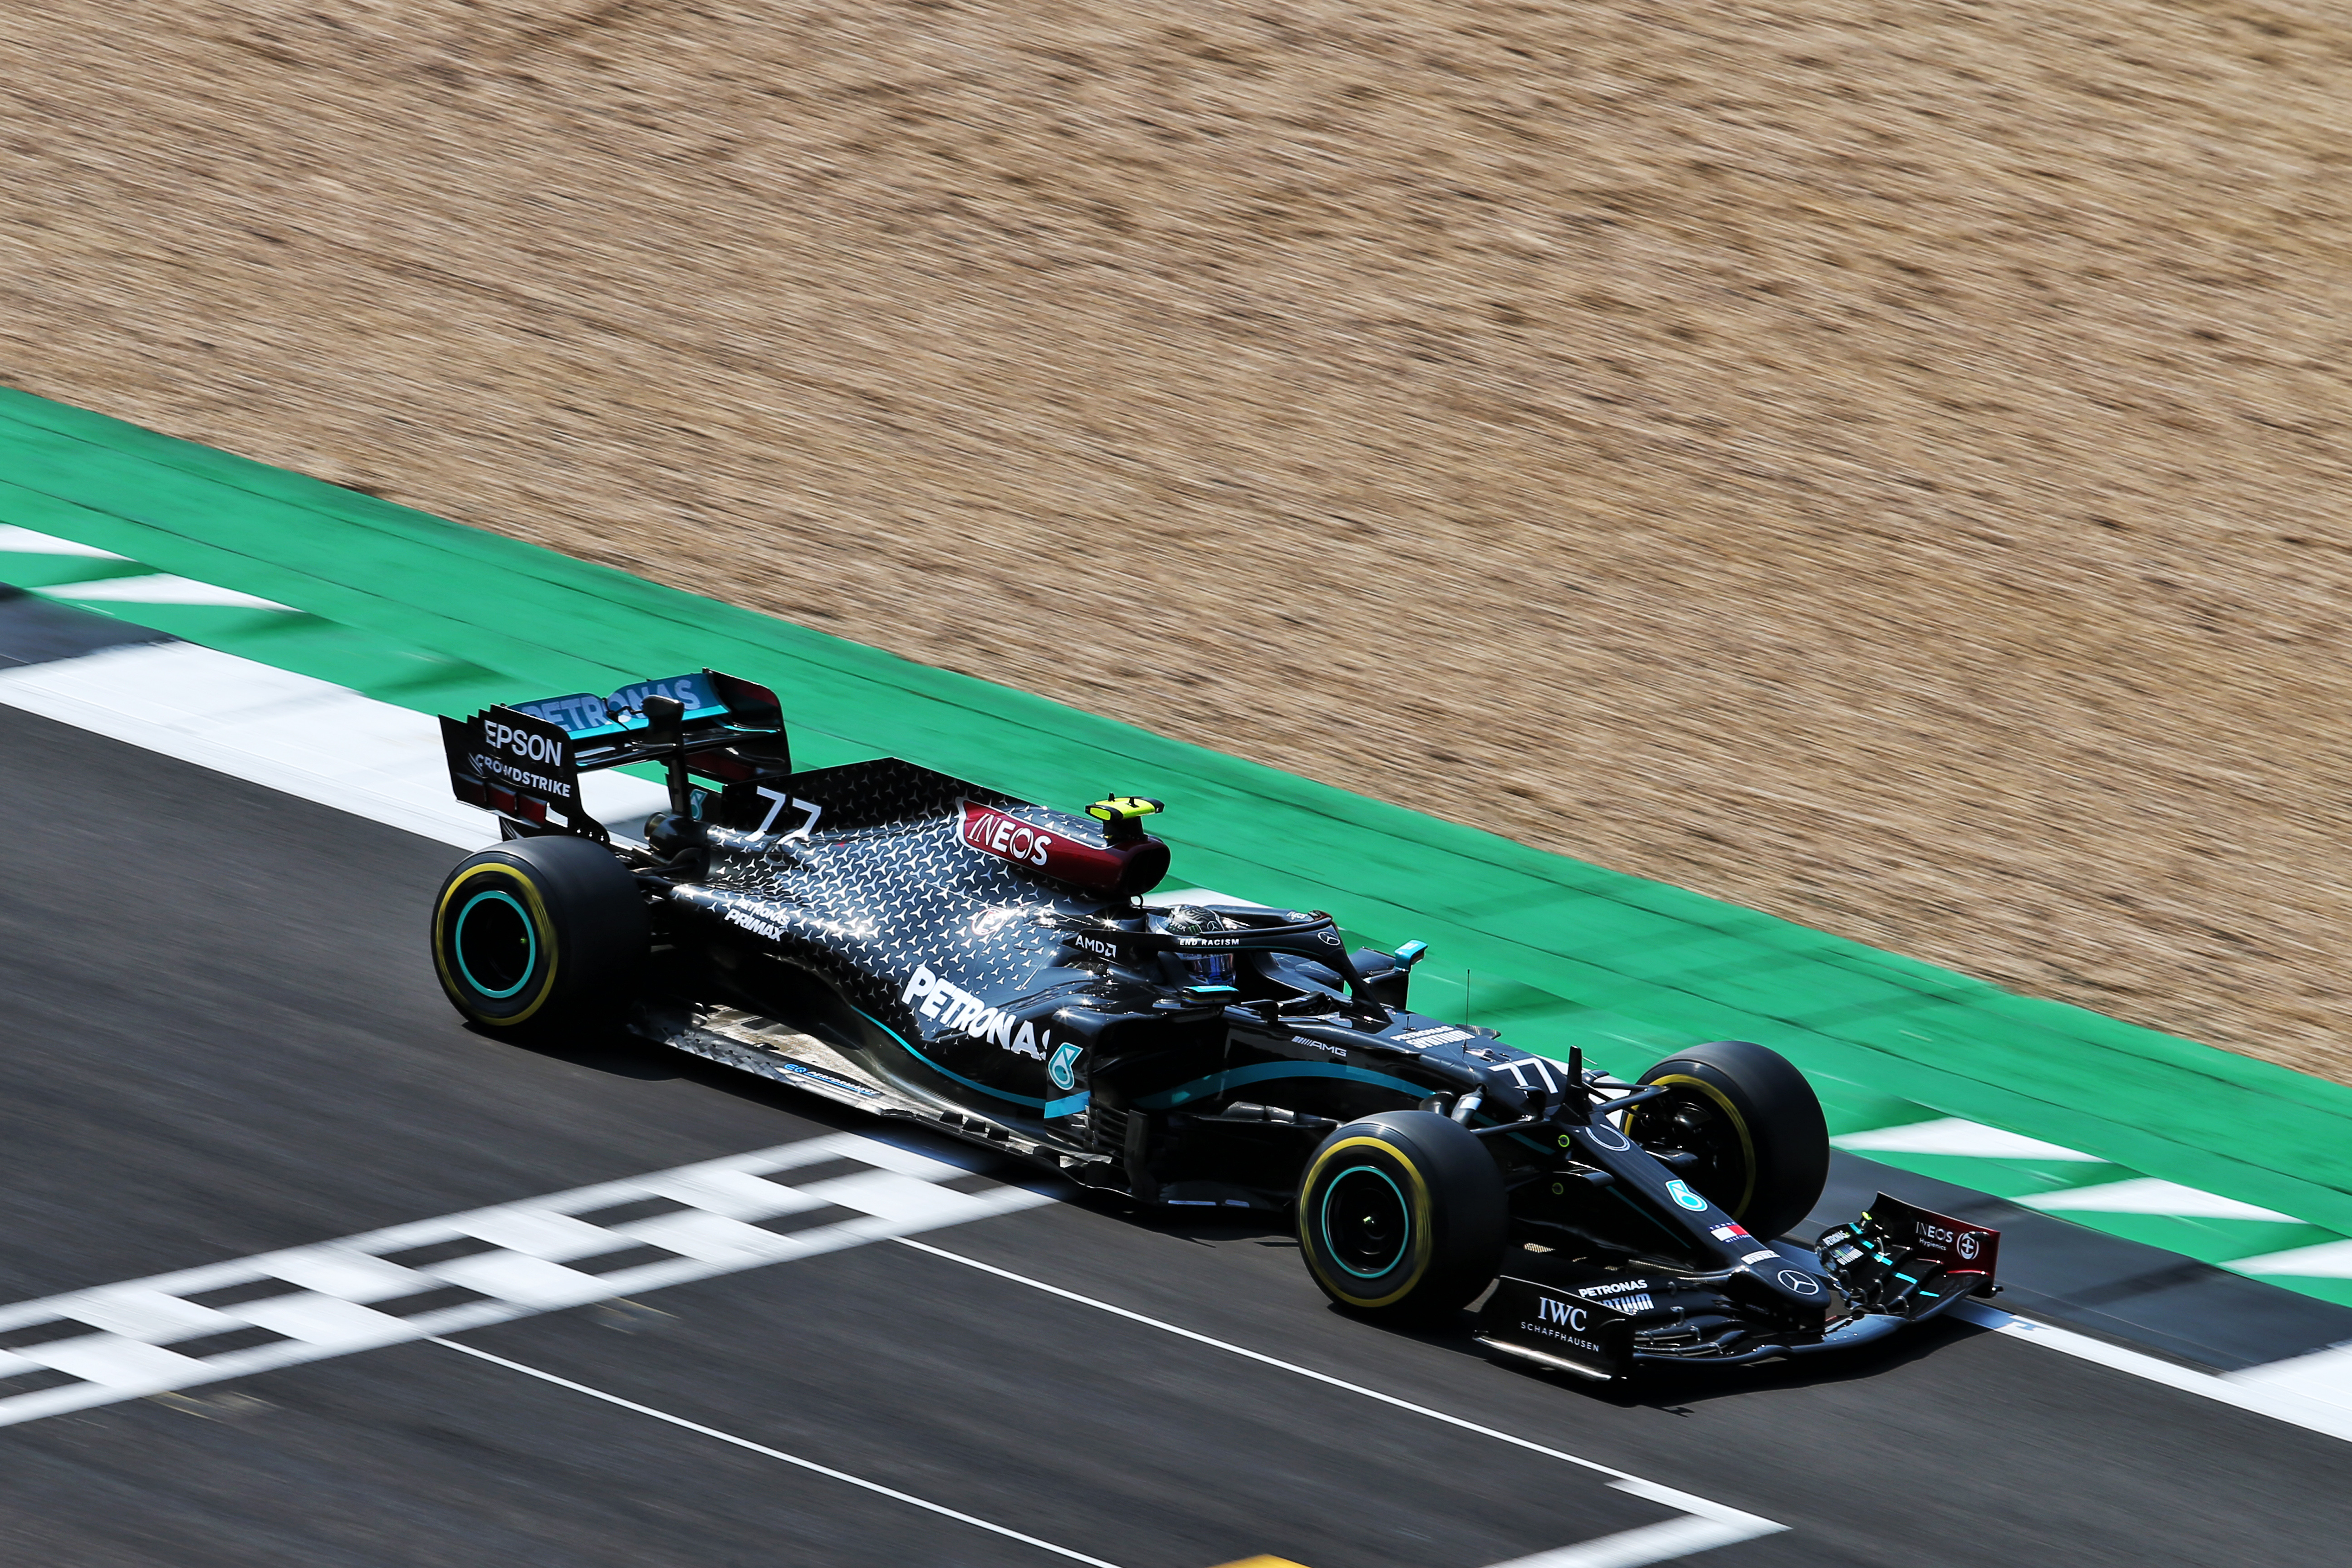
[[1476, 1193, 1999, 1380]]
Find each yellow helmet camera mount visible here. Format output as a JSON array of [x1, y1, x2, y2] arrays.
[[1087, 795, 1165, 846]]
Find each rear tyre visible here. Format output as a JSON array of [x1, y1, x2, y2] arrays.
[[1624, 1040, 1828, 1239], [431, 835, 647, 1037], [1296, 1110, 1506, 1322]]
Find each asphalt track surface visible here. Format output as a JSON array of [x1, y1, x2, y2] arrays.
[[4, 706, 2350, 1568]]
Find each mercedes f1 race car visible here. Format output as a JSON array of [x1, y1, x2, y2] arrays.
[[429, 669, 1999, 1379]]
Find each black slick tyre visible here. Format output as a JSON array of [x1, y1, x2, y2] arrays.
[[431, 835, 647, 1037], [1625, 1040, 1828, 1239], [1296, 1110, 1506, 1322]]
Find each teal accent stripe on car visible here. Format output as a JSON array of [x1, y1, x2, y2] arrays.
[[854, 1007, 1087, 1119]]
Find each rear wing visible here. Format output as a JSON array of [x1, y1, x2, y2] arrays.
[[440, 669, 791, 839]]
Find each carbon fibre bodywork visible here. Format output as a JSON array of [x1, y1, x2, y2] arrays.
[[638, 755, 1508, 1196]]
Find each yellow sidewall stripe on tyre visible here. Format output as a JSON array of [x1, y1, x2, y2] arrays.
[[434, 861, 561, 1027], [1300, 1136, 1434, 1312]]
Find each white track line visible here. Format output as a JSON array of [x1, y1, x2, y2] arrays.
[[39, 573, 297, 610], [2229, 1342, 2352, 1413], [1829, 1117, 2105, 1162], [432, 1339, 1743, 1568], [1481, 1512, 1773, 1568], [0, 641, 488, 847], [2227, 1238, 2352, 1278], [430, 1338, 1125, 1568], [892, 1238, 1785, 1557], [0, 1132, 1049, 1429], [0, 524, 131, 558], [1952, 1302, 2352, 1444], [2020, 1178, 2301, 1222], [0, 640, 669, 848]]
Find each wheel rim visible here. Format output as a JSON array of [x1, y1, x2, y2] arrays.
[[453, 889, 536, 999], [1319, 1165, 1412, 1278]]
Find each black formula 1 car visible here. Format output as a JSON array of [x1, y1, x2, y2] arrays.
[[430, 670, 1999, 1379]]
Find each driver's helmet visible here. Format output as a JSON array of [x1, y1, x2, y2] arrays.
[[1155, 904, 1237, 986]]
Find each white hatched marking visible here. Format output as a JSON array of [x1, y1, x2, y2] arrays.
[[1831, 1117, 2105, 1162], [232, 1295, 412, 1351], [2021, 1178, 2301, 1223], [0, 524, 131, 558], [28, 1337, 205, 1388], [461, 1209, 632, 1262], [818, 1139, 970, 1181], [802, 1168, 991, 1226], [429, 1253, 610, 1310], [2225, 1238, 2352, 1278], [640, 1168, 821, 1219], [38, 573, 294, 610], [0, 1132, 1050, 1429], [617, 1211, 795, 1264], [59, 1286, 235, 1342], [260, 1247, 426, 1301]]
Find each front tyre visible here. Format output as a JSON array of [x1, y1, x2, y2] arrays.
[[1624, 1040, 1828, 1240], [1297, 1111, 1506, 1322], [431, 835, 647, 1036]]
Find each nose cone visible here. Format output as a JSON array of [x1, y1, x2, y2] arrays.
[[1739, 1257, 1843, 1322]]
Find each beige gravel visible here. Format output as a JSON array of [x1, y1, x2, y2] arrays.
[[4, 1, 2350, 1079]]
